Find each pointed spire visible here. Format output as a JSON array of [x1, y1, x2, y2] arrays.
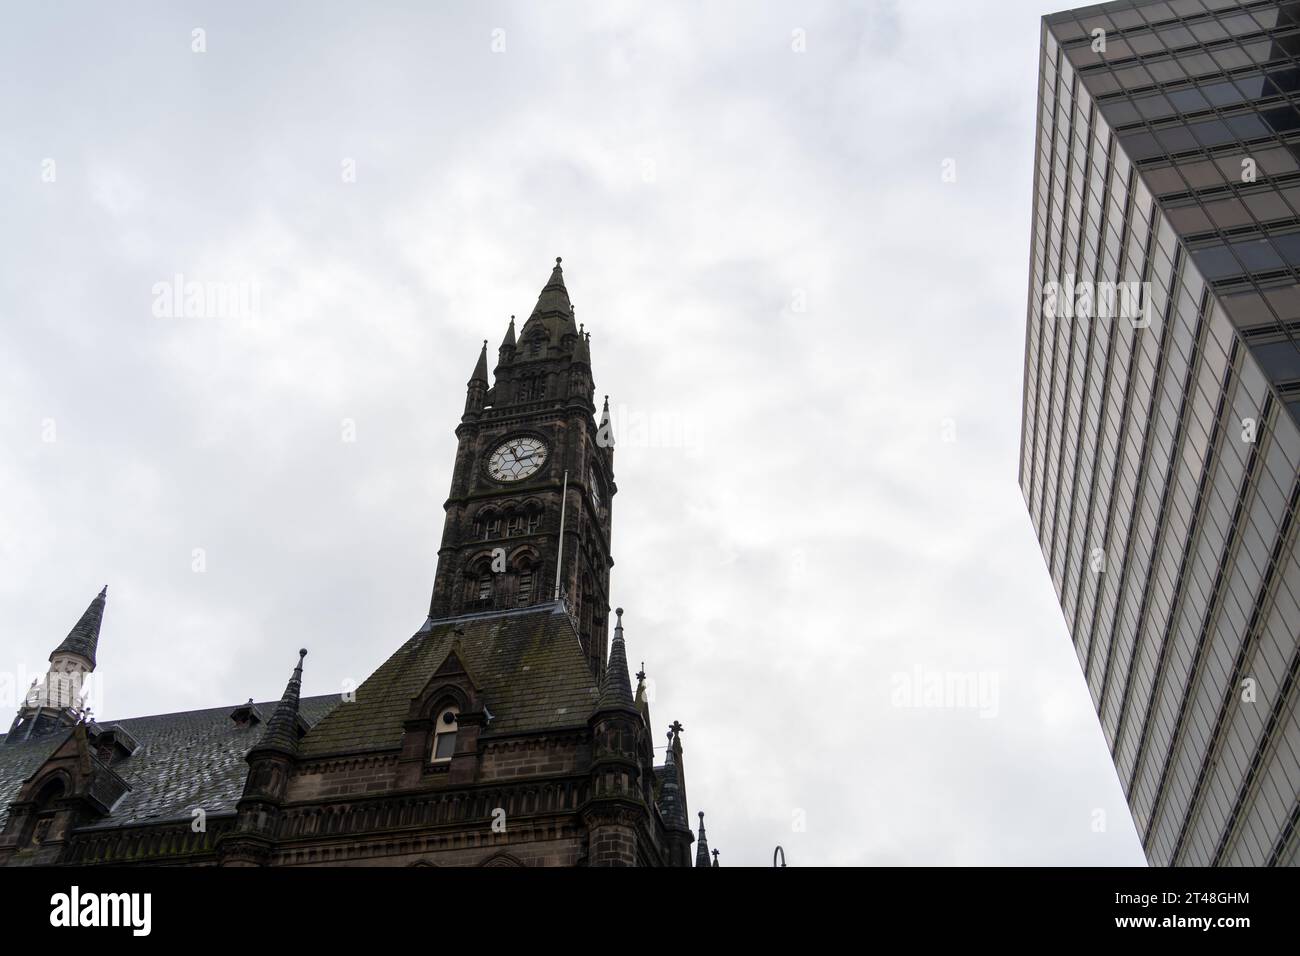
[[470, 339, 489, 384], [595, 607, 635, 712], [634, 660, 647, 704], [53, 586, 107, 668], [659, 727, 689, 830], [499, 315, 517, 351], [560, 300, 579, 341], [573, 326, 591, 366], [528, 256, 572, 319], [252, 649, 307, 757], [712, 848, 720, 867], [695, 811, 711, 867], [598, 395, 614, 448]]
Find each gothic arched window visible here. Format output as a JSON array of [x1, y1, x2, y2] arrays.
[[517, 567, 534, 606], [430, 705, 460, 763], [477, 574, 493, 601]]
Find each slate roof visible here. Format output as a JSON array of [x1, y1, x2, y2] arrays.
[[299, 602, 598, 759], [0, 695, 337, 832], [0, 735, 64, 831], [1, 601, 596, 831]]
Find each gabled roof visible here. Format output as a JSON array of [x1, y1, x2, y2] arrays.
[[298, 602, 598, 759], [0, 696, 337, 832]]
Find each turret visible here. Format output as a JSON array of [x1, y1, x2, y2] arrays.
[[464, 340, 489, 418], [498, 314, 517, 364], [7, 587, 105, 742], [658, 725, 694, 867], [583, 608, 644, 866], [218, 649, 308, 866]]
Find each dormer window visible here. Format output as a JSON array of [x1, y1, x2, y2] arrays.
[[431, 706, 460, 762]]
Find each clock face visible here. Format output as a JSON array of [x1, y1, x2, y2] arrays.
[[487, 436, 548, 482]]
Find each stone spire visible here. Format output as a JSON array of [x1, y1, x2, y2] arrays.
[[597, 395, 614, 448], [529, 257, 571, 319], [573, 326, 591, 366], [53, 586, 106, 668], [659, 729, 690, 832], [250, 649, 307, 758], [594, 608, 635, 713], [464, 340, 490, 417], [695, 811, 711, 867], [498, 315, 517, 358], [469, 339, 489, 384]]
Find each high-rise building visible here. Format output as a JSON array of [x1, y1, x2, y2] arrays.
[[0, 260, 718, 867], [1021, 0, 1300, 865]]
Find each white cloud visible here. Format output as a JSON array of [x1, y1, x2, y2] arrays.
[[0, 0, 1144, 865]]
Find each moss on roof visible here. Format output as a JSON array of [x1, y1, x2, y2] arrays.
[[298, 603, 598, 759]]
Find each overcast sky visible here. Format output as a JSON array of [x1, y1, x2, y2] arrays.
[[0, 1, 1147, 865]]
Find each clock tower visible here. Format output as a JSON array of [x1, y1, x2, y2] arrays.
[[427, 258, 616, 678]]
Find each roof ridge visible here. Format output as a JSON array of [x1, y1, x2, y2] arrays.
[[93, 693, 338, 726], [421, 599, 568, 628]]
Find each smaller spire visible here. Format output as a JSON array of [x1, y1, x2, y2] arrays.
[[470, 339, 489, 384], [594, 607, 635, 712], [597, 395, 614, 448], [659, 727, 689, 830], [252, 649, 307, 758], [500, 315, 517, 351], [712, 848, 720, 867], [634, 660, 647, 703], [695, 811, 711, 867], [559, 300, 579, 341]]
